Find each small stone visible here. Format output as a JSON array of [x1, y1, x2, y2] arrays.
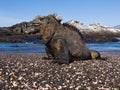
[[86, 87, 91, 90], [12, 81, 18, 87], [0, 71, 2, 75], [45, 84, 51, 88], [35, 73, 39, 77], [18, 76, 23, 80], [65, 79, 69, 83], [20, 58, 24, 60], [75, 86, 81, 90], [32, 82, 37, 88], [73, 67, 76, 70], [93, 81, 97, 84], [69, 85, 74, 89], [29, 63, 33, 66], [58, 86, 62, 89]]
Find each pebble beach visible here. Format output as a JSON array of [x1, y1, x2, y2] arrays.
[[0, 52, 120, 90]]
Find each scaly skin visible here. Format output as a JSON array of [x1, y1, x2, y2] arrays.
[[29, 15, 101, 64]]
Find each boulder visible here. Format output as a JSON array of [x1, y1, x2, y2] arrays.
[[0, 22, 42, 43], [0, 15, 120, 43], [64, 20, 120, 42]]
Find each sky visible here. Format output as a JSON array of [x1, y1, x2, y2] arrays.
[[0, 0, 120, 27]]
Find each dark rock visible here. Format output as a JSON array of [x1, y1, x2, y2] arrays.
[[0, 22, 42, 43], [64, 20, 120, 42], [0, 15, 120, 43]]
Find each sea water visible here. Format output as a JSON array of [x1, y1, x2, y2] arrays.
[[0, 43, 45, 53], [86, 42, 120, 53], [0, 42, 120, 53]]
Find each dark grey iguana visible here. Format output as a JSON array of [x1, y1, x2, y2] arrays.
[[27, 14, 100, 64]]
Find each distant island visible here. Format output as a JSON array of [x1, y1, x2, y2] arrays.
[[0, 15, 120, 43]]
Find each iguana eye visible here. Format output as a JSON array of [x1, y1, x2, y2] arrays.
[[47, 22, 50, 25]]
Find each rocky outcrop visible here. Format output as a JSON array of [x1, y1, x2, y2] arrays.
[[0, 16, 120, 43], [64, 20, 120, 42], [0, 22, 42, 43]]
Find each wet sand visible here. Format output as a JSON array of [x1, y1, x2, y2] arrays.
[[0, 52, 120, 89]]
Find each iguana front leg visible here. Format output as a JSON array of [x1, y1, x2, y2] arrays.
[[42, 45, 54, 60], [51, 39, 71, 64]]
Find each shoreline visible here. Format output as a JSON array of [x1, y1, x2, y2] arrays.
[[0, 52, 120, 89]]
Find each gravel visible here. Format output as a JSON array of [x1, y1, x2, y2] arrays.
[[0, 52, 120, 90]]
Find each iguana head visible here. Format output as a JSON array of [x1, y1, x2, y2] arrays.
[[27, 14, 62, 43]]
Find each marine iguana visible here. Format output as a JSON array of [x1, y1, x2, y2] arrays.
[[28, 14, 100, 64]]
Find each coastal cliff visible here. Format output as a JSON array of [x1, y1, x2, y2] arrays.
[[0, 16, 120, 43], [64, 20, 120, 42], [0, 22, 42, 43]]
